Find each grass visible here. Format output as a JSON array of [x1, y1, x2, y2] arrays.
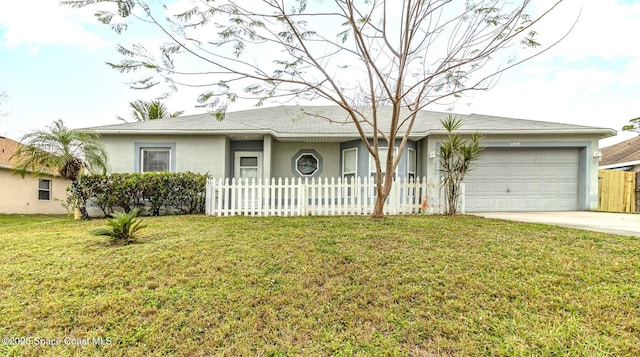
[[1, 214, 639, 356]]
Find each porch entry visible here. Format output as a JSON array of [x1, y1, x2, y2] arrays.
[[233, 151, 263, 208]]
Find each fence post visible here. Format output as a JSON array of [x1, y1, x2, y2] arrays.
[[205, 178, 212, 215], [299, 177, 306, 216]]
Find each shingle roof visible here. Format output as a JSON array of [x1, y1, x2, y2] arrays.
[[85, 105, 615, 139], [600, 135, 640, 167], [0, 136, 21, 168]]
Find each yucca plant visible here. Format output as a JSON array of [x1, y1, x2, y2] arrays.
[[439, 115, 483, 215], [90, 209, 147, 244]]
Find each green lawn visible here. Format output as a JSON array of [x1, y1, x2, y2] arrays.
[[1, 214, 639, 356]]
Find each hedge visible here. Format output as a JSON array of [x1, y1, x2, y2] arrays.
[[67, 172, 210, 218]]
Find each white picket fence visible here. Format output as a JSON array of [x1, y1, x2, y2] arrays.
[[205, 176, 464, 216]]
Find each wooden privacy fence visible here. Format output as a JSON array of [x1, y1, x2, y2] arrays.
[[598, 170, 637, 213], [205, 177, 461, 216]]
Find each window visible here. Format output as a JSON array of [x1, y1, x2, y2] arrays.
[[369, 147, 398, 179], [239, 156, 259, 179], [141, 148, 170, 172], [408, 148, 417, 182], [291, 150, 323, 177], [342, 148, 357, 183], [38, 179, 51, 201], [135, 142, 176, 173], [296, 154, 319, 176]]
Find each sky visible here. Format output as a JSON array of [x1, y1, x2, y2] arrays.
[[0, 0, 639, 148]]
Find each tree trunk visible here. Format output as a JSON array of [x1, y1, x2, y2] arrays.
[[73, 207, 82, 220], [371, 193, 388, 219], [370, 171, 395, 218]]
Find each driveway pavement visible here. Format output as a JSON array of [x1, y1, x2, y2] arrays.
[[470, 211, 640, 237]]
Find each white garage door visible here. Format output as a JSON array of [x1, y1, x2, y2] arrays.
[[463, 148, 580, 212]]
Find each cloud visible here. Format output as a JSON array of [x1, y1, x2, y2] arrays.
[[0, 0, 111, 50], [530, 0, 640, 62]]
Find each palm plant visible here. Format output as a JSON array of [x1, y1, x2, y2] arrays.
[[622, 117, 640, 133], [90, 209, 147, 244], [10, 119, 108, 181], [439, 115, 483, 215], [118, 99, 184, 122]]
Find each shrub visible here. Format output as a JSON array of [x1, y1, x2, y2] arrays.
[[67, 172, 209, 217], [90, 209, 147, 244]]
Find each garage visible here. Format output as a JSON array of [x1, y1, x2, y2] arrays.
[[463, 148, 580, 212]]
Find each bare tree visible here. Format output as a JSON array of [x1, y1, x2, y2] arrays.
[[63, 0, 572, 217], [0, 91, 9, 117]]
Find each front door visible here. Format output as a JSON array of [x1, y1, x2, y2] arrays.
[[234, 151, 263, 180], [233, 151, 263, 212]]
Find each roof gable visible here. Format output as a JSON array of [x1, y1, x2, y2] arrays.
[[0, 136, 21, 168]]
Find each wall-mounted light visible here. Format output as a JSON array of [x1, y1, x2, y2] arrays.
[[429, 151, 437, 160], [593, 150, 603, 161]]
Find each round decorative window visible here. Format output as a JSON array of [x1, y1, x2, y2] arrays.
[[296, 154, 319, 176]]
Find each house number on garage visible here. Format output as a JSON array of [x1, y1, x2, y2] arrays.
[[510, 142, 520, 147]]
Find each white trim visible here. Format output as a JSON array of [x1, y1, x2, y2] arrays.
[[91, 128, 616, 138], [407, 148, 417, 181], [342, 147, 358, 179], [295, 153, 319, 176], [599, 160, 640, 170], [234, 151, 263, 179], [140, 147, 172, 173], [38, 179, 52, 201], [407, 148, 416, 175]]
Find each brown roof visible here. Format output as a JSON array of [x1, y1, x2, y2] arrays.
[[0, 136, 21, 168], [600, 135, 640, 166]]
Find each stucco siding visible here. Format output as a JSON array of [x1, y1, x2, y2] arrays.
[[418, 137, 430, 178], [0, 169, 70, 214], [101, 135, 228, 177], [271, 142, 340, 178]]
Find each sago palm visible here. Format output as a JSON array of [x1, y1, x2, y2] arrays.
[[90, 209, 147, 244], [10, 119, 108, 181]]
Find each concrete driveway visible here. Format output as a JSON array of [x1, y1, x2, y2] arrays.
[[470, 211, 640, 237]]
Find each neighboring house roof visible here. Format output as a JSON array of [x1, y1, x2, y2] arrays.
[[0, 135, 62, 176], [599, 135, 640, 169], [0, 136, 21, 169], [85, 105, 616, 141]]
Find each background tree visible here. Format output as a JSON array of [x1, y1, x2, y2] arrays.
[[439, 116, 483, 215], [117, 99, 184, 122], [64, 0, 571, 217], [10, 119, 108, 181], [622, 117, 640, 133]]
